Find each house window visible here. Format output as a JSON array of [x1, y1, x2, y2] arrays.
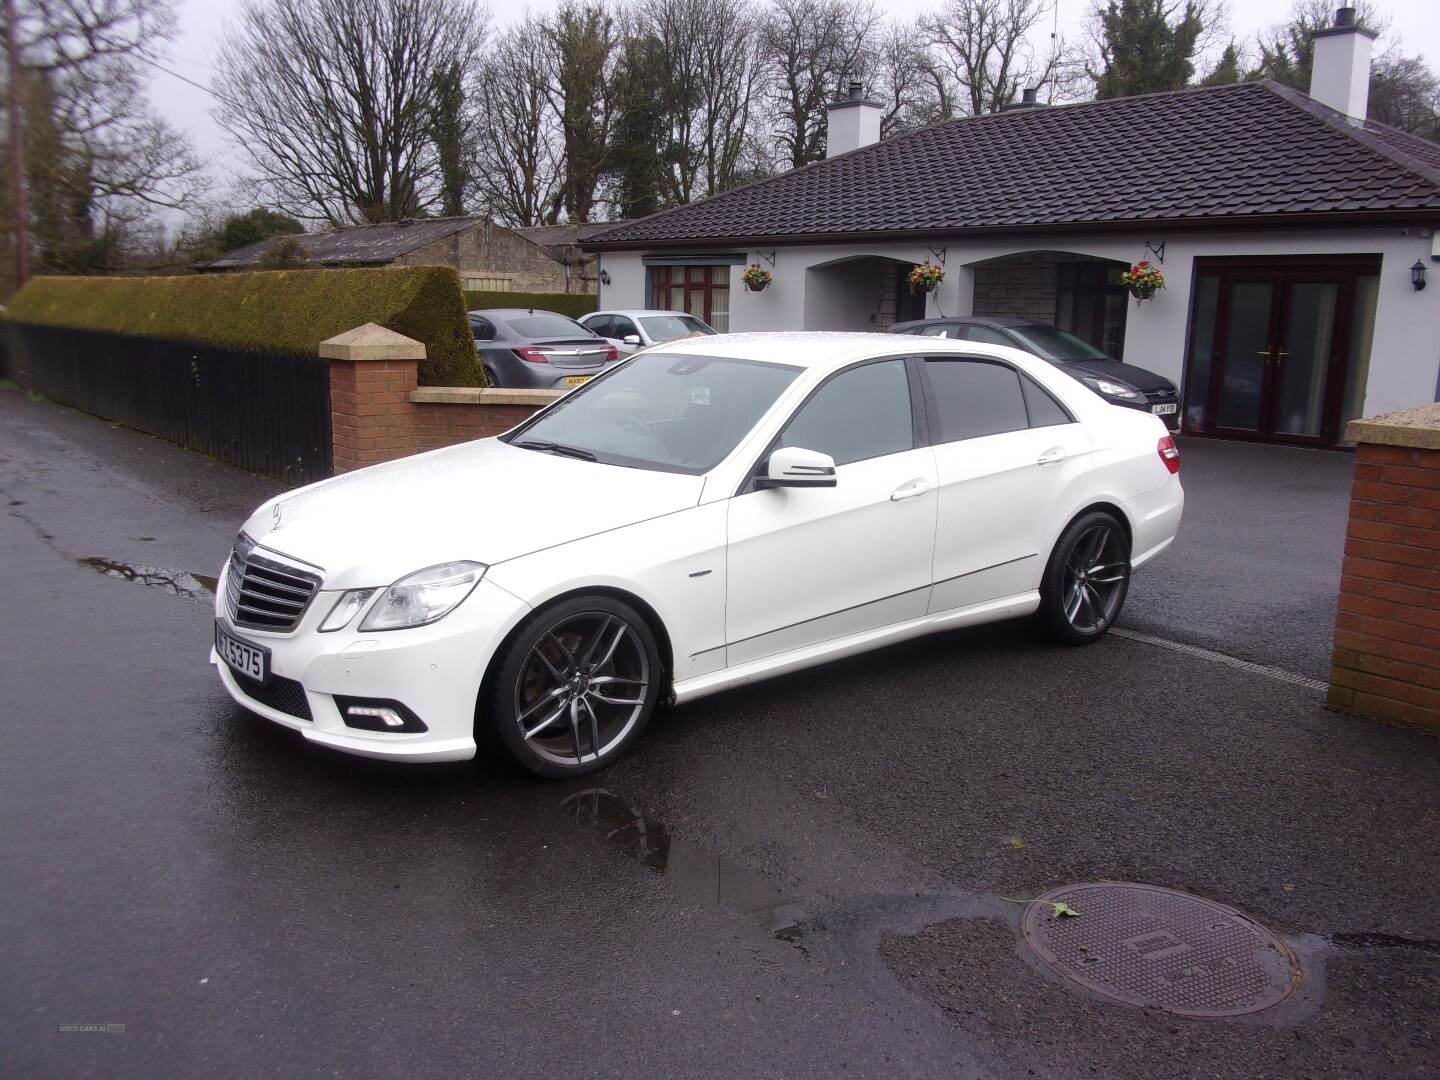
[[651, 266, 730, 332], [463, 274, 513, 291], [1056, 262, 1128, 358]]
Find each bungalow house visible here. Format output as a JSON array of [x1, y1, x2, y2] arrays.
[[583, 8, 1440, 448], [199, 216, 601, 295]]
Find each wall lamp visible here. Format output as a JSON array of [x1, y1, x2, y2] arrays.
[[1412, 259, 1427, 291], [599, 268, 612, 286]]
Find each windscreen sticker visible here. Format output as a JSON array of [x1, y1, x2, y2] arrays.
[[690, 386, 711, 406]]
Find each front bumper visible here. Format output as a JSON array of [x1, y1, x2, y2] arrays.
[[211, 568, 530, 763]]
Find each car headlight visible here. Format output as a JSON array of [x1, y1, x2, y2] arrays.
[[1081, 376, 1142, 400], [356, 561, 487, 632]]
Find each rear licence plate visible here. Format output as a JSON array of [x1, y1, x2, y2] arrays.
[[564, 375, 592, 387], [216, 620, 268, 683], [1151, 403, 1177, 416]]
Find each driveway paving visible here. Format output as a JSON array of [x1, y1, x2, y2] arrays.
[[2, 390, 1436, 1079]]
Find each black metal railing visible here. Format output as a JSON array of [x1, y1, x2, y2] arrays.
[[3, 321, 332, 484]]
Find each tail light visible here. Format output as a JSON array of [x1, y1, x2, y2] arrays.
[[1157, 434, 1180, 474], [605, 345, 618, 362], [512, 346, 550, 363]]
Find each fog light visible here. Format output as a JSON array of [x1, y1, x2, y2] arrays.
[[335, 695, 427, 733]]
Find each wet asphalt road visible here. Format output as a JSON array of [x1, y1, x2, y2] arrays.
[[3, 389, 1438, 1079]]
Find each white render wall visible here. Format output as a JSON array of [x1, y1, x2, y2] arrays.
[[595, 225, 1440, 418]]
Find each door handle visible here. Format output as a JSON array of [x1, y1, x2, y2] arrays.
[[1036, 447, 1066, 466], [890, 478, 932, 501]]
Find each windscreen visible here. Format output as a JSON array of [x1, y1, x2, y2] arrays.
[[507, 352, 801, 473], [502, 314, 594, 339], [639, 314, 717, 343], [1011, 324, 1108, 361]]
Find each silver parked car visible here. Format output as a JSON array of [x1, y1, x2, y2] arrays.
[[469, 309, 619, 389], [578, 309, 717, 356]]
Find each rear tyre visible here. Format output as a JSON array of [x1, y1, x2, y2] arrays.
[[490, 596, 661, 778], [1039, 510, 1131, 645]]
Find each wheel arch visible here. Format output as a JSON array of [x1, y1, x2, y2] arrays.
[[475, 584, 677, 733]]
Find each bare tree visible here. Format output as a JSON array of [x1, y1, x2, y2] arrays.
[[214, 0, 488, 225], [5, 0, 204, 276], [920, 0, 1057, 116], [472, 15, 563, 226], [865, 19, 947, 136], [757, 0, 878, 168]]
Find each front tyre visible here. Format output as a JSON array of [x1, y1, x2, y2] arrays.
[[491, 596, 661, 778], [1039, 510, 1131, 645]]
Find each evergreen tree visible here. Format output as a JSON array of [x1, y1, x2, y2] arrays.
[[1088, 0, 1206, 99]]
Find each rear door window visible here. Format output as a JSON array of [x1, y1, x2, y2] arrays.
[[924, 359, 1030, 442]]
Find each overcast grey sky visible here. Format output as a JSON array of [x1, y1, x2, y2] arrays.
[[151, 0, 1440, 220]]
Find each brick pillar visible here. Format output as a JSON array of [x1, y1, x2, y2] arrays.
[[1329, 403, 1440, 733], [320, 323, 425, 474]]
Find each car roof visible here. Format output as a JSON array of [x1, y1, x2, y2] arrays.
[[585, 309, 696, 319], [468, 308, 579, 319], [892, 315, 1035, 330], [642, 330, 1043, 373]]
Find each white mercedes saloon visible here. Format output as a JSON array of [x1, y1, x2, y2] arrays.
[[211, 332, 1183, 777]]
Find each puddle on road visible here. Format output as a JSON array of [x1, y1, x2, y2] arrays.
[[560, 789, 803, 939], [77, 556, 218, 599]]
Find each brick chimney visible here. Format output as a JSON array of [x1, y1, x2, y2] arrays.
[[1309, 5, 1376, 121], [825, 82, 882, 158]]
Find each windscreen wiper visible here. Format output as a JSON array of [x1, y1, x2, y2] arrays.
[[516, 440, 597, 462]]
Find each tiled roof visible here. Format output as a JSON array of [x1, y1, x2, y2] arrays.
[[584, 81, 1440, 248], [199, 216, 488, 270], [515, 222, 621, 248]]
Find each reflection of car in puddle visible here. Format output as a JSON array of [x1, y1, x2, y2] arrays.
[[561, 789, 802, 939], [77, 556, 218, 598]]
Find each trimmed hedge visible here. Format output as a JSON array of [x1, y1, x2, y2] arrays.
[[7, 266, 482, 386], [463, 290, 598, 321]]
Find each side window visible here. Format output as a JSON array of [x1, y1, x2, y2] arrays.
[[1020, 373, 1075, 428], [612, 316, 638, 338], [960, 324, 1014, 347], [918, 324, 954, 338], [924, 359, 1029, 441], [470, 316, 496, 342], [781, 359, 914, 466], [584, 315, 613, 338]]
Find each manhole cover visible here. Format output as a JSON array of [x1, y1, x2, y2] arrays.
[[1020, 882, 1300, 1017]]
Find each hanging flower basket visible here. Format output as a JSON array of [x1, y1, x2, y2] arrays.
[[1121, 260, 1165, 303], [908, 259, 944, 295], [742, 263, 772, 292]]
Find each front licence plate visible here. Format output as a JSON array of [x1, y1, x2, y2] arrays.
[[216, 621, 268, 684], [564, 375, 592, 387], [1151, 403, 1177, 416]]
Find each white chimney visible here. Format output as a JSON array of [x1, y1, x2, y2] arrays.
[[825, 82, 882, 158], [1309, 5, 1376, 121]]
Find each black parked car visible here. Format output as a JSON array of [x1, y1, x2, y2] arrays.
[[890, 316, 1179, 429], [469, 309, 619, 389]]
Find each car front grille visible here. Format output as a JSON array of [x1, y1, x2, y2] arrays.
[[224, 534, 322, 633], [232, 670, 313, 721]]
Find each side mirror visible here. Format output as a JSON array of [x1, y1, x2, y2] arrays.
[[760, 446, 837, 488], [622, 334, 641, 346]]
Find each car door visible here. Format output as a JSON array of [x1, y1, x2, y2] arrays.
[[610, 315, 643, 354], [725, 357, 939, 667], [922, 356, 1093, 613]]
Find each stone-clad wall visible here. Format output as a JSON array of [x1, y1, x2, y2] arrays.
[[394, 222, 573, 293]]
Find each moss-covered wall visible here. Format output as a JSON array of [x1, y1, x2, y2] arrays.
[[7, 266, 482, 386], [462, 290, 598, 321]]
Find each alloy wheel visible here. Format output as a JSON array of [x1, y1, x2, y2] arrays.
[[512, 611, 651, 768], [1062, 523, 1129, 633]]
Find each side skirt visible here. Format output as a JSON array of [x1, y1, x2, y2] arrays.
[[670, 590, 1042, 705]]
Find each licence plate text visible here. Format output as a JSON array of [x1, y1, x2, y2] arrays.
[[216, 622, 267, 683], [1151, 403, 1177, 416], [564, 375, 592, 387]]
